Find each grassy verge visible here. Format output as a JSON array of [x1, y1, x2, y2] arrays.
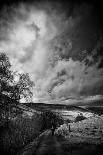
[[0, 113, 42, 155]]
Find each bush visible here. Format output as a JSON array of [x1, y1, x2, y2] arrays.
[[41, 110, 64, 130], [75, 113, 86, 122]]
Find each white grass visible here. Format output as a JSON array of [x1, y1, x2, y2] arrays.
[[56, 115, 103, 144]]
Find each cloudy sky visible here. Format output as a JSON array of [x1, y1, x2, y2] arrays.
[[0, 0, 103, 104]]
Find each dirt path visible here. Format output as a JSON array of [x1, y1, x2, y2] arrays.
[[17, 129, 103, 155], [35, 134, 64, 155], [18, 130, 66, 155]]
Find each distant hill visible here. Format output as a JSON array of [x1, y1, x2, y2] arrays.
[[24, 102, 91, 112], [85, 106, 103, 115]]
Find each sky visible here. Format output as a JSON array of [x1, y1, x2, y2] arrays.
[[0, 0, 103, 104]]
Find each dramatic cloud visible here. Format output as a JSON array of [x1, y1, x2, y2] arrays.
[[0, 1, 103, 103]]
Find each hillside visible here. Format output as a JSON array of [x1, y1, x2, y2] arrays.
[[24, 102, 95, 122]]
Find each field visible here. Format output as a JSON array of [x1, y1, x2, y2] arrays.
[[1, 103, 103, 155]]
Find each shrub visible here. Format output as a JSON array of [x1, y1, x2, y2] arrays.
[[75, 114, 86, 122], [41, 110, 64, 130]]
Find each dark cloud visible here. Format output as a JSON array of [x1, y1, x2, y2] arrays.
[[0, 0, 103, 103]]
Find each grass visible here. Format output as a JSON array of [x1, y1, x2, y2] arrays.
[[56, 133, 103, 155], [0, 109, 63, 155], [0, 113, 43, 155]]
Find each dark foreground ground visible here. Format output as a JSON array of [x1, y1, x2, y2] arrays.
[[18, 130, 103, 155]]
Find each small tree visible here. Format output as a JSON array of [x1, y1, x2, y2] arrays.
[[9, 73, 34, 102]]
